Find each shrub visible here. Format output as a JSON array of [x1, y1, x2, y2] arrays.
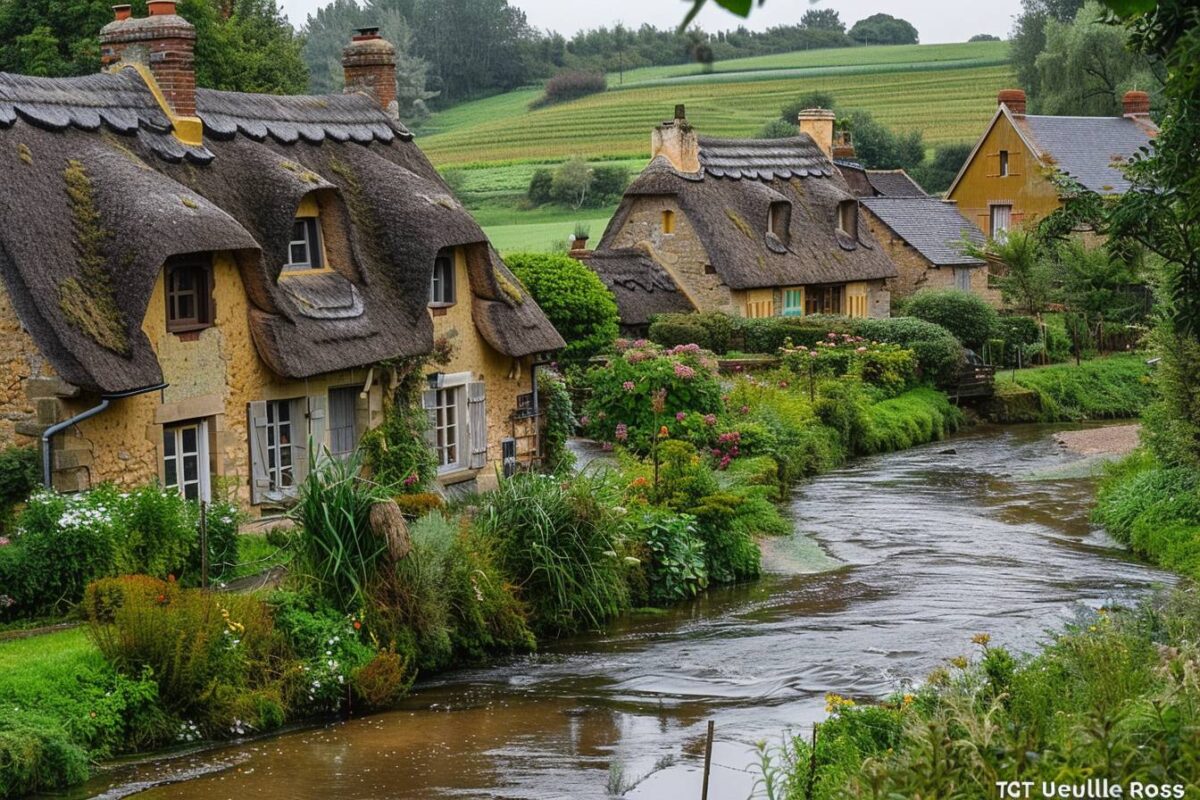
[[87, 577, 291, 737], [196, 499, 243, 582], [580, 341, 723, 450], [527, 168, 553, 205], [350, 650, 414, 709], [590, 165, 629, 204], [268, 591, 377, 712], [531, 70, 606, 109], [634, 510, 707, 605], [648, 312, 739, 354], [905, 289, 1000, 352], [691, 491, 762, 583], [392, 492, 445, 519], [814, 379, 873, 454], [550, 158, 594, 209], [506, 252, 619, 363], [117, 485, 197, 579], [0, 715, 90, 797], [862, 388, 963, 454], [361, 394, 438, 492], [782, 335, 917, 397], [292, 453, 392, 613], [851, 316, 964, 386], [756, 118, 800, 139], [477, 472, 629, 636], [538, 369, 576, 473], [0, 447, 38, 529]]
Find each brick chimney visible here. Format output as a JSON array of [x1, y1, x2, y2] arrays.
[[343, 27, 398, 118], [651, 104, 701, 173], [998, 88, 1027, 117], [100, 1, 197, 121], [798, 108, 836, 158], [1122, 90, 1151, 118]]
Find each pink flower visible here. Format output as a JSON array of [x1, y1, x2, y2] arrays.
[[703, 414, 718, 426], [602, 442, 614, 452], [739, 405, 750, 415], [615, 423, 628, 442], [622, 381, 636, 392], [809, 350, 819, 358], [827, 332, 839, 339], [579, 415, 590, 427], [674, 363, 696, 380], [0, 537, 9, 547], [779, 380, 789, 388], [676, 411, 687, 421], [403, 474, 419, 486]]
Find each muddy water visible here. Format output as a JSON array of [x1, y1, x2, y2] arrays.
[[78, 425, 1173, 800]]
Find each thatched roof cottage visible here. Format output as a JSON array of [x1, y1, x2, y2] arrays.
[[0, 4, 562, 509], [581, 106, 897, 335]]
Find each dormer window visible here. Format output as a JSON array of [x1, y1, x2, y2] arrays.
[[285, 218, 323, 271], [837, 200, 858, 238], [166, 256, 213, 334], [768, 201, 790, 242], [430, 254, 456, 307]]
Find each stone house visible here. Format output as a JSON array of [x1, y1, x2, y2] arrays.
[[582, 106, 897, 334], [947, 89, 1158, 237], [0, 5, 562, 512]]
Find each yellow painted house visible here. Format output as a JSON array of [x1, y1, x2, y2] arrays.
[[0, 6, 563, 513], [948, 89, 1158, 237]]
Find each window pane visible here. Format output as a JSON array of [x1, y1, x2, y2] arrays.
[[278, 402, 290, 423], [182, 426, 197, 453], [163, 429, 176, 458], [290, 243, 308, 266], [184, 483, 199, 501], [164, 456, 178, 487], [183, 455, 198, 483], [292, 220, 306, 241], [176, 269, 195, 291]]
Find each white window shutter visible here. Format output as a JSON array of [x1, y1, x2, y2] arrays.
[[467, 381, 488, 470], [291, 398, 309, 488], [422, 389, 438, 448], [308, 394, 328, 461], [248, 401, 270, 505]]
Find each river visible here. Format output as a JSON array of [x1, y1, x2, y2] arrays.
[[75, 424, 1173, 800]]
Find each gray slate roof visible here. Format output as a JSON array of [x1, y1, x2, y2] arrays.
[[698, 136, 835, 180], [1017, 115, 1155, 194], [861, 197, 984, 267], [866, 170, 927, 197]]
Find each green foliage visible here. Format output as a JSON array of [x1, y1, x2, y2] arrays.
[[905, 288, 1000, 351], [549, 157, 594, 210], [690, 491, 763, 583], [907, 142, 972, 194], [291, 453, 392, 613], [1141, 326, 1200, 469], [527, 168, 553, 205], [506, 252, 620, 363], [86, 576, 291, 737], [968, 230, 1056, 317], [851, 316, 965, 386], [589, 164, 630, 205], [1001, 354, 1153, 420], [580, 341, 723, 450], [477, 472, 630, 636], [782, 336, 918, 397], [0, 447, 38, 529], [813, 379, 873, 454], [531, 70, 607, 109], [649, 311, 739, 354], [633, 510, 708, 605], [848, 13, 920, 45], [862, 387, 963, 454], [778, 90, 839, 125], [841, 108, 925, 170], [537, 369, 576, 473], [360, 373, 438, 491], [756, 118, 801, 139], [267, 591, 377, 711]]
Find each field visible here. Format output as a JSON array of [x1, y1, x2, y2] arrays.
[[418, 41, 1014, 252]]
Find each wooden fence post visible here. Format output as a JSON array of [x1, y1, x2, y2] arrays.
[[701, 720, 715, 800]]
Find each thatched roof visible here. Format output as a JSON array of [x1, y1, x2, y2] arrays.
[[583, 248, 694, 326], [598, 137, 897, 293], [0, 68, 561, 394]]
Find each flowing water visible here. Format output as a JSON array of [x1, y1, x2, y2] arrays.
[[74, 424, 1173, 800]]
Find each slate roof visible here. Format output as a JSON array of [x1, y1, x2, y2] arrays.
[[1015, 114, 1154, 194], [866, 170, 927, 197], [861, 197, 985, 267], [583, 248, 695, 326], [0, 67, 562, 394], [594, 135, 897, 300]]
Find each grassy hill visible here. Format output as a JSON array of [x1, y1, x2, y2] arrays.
[[417, 41, 1013, 253]]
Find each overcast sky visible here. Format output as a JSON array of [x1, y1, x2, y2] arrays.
[[277, 0, 1023, 44]]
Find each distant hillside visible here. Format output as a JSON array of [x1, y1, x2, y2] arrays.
[[419, 41, 1012, 168]]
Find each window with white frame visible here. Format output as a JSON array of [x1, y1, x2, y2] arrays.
[[430, 255, 455, 307], [285, 218, 323, 271], [163, 420, 210, 502], [432, 386, 465, 472], [990, 204, 1012, 240], [423, 374, 488, 477], [265, 399, 296, 491]]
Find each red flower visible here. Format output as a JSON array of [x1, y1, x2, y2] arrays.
[[353, 620, 362, 630]]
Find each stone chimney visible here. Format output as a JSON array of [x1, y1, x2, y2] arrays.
[[998, 88, 1027, 117], [651, 104, 701, 173], [832, 127, 855, 161], [798, 109, 836, 158], [100, 1, 197, 122], [1122, 90, 1151, 118], [343, 27, 398, 118]]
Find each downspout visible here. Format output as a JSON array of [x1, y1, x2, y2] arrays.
[[41, 383, 168, 490]]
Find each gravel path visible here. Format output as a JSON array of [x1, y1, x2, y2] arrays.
[[1053, 424, 1141, 457]]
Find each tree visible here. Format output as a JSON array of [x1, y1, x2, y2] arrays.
[[1034, 1, 1161, 116], [908, 142, 972, 194], [505, 252, 619, 363], [905, 289, 1000, 351], [550, 158, 593, 210], [801, 9, 844, 33], [968, 230, 1057, 317], [969, 33, 1001, 41], [0, 0, 307, 94], [779, 90, 838, 124], [848, 14, 919, 46], [842, 109, 924, 171], [1009, 0, 1088, 99], [410, 0, 537, 103]]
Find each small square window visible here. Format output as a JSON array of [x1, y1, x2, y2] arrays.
[[430, 254, 456, 307], [166, 257, 213, 333], [284, 218, 323, 271]]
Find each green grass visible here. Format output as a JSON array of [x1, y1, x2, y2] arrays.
[[484, 213, 614, 254], [420, 43, 1012, 167], [226, 533, 291, 582], [995, 354, 1153, 421]]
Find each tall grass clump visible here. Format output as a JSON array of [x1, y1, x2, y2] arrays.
[[292, 453, 391, 612], [477, 472, 630, 635]]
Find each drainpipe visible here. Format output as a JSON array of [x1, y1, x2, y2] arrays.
[[41, 383, 168, 490]]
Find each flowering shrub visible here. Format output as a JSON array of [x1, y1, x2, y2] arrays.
[[781, 334, 917, 397], [269, 591, 376, 712], [580, 340, 722, 450]]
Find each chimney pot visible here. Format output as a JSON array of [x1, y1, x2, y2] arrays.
[[798, 108, 837, 159], [1123, 90, 1151, 117], [112, 4, 132, 21], [998, 88, 1027, 116], [147, 0, 177, 15], [353, 26, 381, 41], [674, 104, 686, 121], [651, 106, 700, 172], [100, 3, 197, 121], [343, 30, 398, 118]]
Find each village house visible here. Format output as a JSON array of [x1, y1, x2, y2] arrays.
[[582, 106, 898, 335], [0, 4, 563, 513], [834, 142, 994, 305], [947, 88, 1159, 238]]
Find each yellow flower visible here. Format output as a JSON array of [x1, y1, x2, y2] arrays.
[[971, 633, 991, 647], [950, 656, 970, 670], [902, 694, 915, 706]]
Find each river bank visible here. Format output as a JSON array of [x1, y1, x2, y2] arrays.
[[56, 423, 1171, 800]]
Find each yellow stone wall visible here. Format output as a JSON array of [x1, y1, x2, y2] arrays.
[[431, 246, 536, 490], [0, 288, 65, 450], [948, 114, 1061, 235]]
